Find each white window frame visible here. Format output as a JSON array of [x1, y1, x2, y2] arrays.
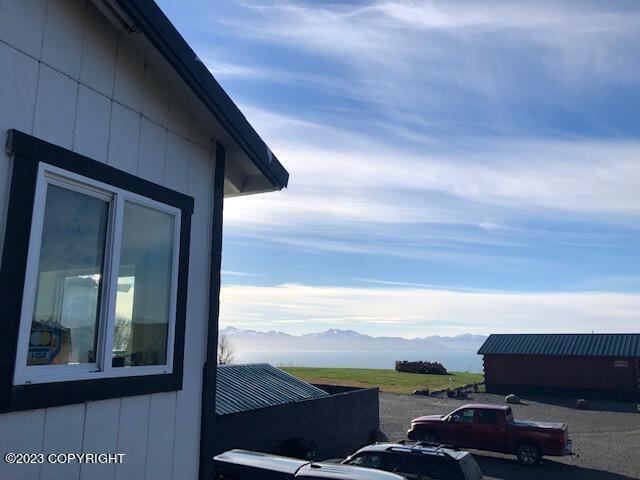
[[13, 162, 181, 385]]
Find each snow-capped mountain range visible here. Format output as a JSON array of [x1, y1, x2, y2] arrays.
[[220, 327, 487, 352]]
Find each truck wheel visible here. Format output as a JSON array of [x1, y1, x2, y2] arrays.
[[516, 444, 541, 466], [419, 431, 439, 443]]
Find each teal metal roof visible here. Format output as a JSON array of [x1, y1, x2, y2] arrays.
[[478, 334, 640, 357], [215, 364, 328, 415]]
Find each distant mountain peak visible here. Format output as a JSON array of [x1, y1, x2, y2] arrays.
[[325, 328, 361, 336], [302, 328, 369, 338], [219, 326, 487, 352], [219, 326, 293, 337]]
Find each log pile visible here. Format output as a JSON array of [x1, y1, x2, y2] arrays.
[[395, 360, 448, 375]]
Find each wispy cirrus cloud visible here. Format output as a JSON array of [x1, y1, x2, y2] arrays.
[[356, 278, 498, 292], [220, 283, 640, 337], [223, 106, 640, 267], [228, 107, 640, 221], [205, 60, 356, 97], [212, 0, 640, 136], [160, 0, 640, 332], [221, 270, 264, 278]]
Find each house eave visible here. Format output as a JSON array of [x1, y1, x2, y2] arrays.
[[107, 0, 289, 192]]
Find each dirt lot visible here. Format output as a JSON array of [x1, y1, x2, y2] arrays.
[[380, 392, 640, 480]]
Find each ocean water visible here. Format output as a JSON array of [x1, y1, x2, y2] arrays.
[[234, 350, 483, 373]]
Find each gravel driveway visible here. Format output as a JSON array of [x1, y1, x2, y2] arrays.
[[380, 392, 640, 480]]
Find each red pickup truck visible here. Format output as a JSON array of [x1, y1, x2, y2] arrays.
[[407, 404, 573, 466]]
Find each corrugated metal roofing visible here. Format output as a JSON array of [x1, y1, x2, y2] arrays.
[[215, 364, 329, 415], [478, 334, 640, 357]]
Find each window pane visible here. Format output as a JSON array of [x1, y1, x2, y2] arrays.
[[383, 454, 418, 475], [112, 202, 175, 367], [421, 458, 464, 480], [461, 409, 475, 422], [451, 409, 474, 423], [477, 409, 498, 425], [358, 454, 383, 468], [28, 184, 109, 366]]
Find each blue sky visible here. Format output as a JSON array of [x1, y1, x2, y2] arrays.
[[157, 0, 640, 337]]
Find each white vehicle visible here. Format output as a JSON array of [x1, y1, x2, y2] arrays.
[[214, 449, 407, 480], [344, 442, 483, 480]]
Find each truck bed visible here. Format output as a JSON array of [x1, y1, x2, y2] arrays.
[[511, 419, 566, 430]]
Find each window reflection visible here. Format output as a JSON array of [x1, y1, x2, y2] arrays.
[[28, 184, 109, 366], [112, 202, 175, 367]]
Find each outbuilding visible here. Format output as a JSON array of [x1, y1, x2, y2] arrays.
[[478, 334, 640, 400], [0, 1, 288, 479]]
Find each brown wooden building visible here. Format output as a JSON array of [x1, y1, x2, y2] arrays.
[[478, 334, 640, 400]]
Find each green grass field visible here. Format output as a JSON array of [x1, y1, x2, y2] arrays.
[[281, 367, 483, 395]]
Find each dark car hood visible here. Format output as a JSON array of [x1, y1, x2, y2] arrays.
[[412, 414, 446, 423]]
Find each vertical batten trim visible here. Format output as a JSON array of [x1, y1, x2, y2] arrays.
[[199, 141, 225, 480]]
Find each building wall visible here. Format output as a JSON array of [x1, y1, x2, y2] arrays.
[[212, 387, 380, 461], [0, 2, 216, 479], [484, 355, 639, 399]]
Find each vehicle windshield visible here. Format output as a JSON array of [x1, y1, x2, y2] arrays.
[[347, 453, 384, 469]]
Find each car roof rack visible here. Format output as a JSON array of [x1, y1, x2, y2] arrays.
[[397, 440, 460, 452]]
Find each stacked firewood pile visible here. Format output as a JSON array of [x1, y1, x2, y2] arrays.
[[395, 360, 448, 375]]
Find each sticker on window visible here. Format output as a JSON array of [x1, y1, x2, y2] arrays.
[[28, 324, 65, 365]]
